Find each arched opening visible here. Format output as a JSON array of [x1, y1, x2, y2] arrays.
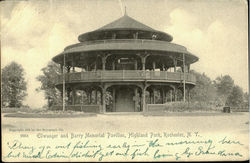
[[106, 85, 142, 112]]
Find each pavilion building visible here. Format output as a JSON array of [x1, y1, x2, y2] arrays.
[[52, 14, 199, 113]]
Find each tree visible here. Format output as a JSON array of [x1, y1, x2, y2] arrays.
[[226, 85, 244, 107], [215, 75, 234, 104], [36, 61, 62, 107], [189, 70, 217, 104], [243, 92, 249, 108], [1, 62, 27, 107]]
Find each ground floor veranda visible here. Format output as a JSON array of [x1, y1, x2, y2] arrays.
[[53, 82, 193, 113]]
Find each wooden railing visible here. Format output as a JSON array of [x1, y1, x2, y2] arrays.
[[64, 39, 186, 51], [55, 70, 196, 85]]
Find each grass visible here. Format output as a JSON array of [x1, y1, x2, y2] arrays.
[[1, 107, 43, 113], [2, 107, 96, 118], [3, 112, 97, 118]]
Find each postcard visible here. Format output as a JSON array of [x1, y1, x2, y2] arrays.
[[1, 0, 249, 161]]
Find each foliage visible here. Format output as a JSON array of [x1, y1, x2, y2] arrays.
[[162, 102, 220, 112], [188, 71, 247, 108], [189, 70, 218, 105], [243, 92, 249, 108], [36, 61, 62, 107], [1, 107, 42, 113], [215, 75, 234, 104], [1, 62, 27, 107], [226, 85, 244, 107]]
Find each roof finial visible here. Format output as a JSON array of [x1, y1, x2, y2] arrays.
[[124, 6, 127, 15]]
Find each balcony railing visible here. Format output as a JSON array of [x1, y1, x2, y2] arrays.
[[55, 70, 196, 85], [64, 39, 186, 51]]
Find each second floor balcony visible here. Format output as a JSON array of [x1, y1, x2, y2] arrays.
[[55, 70, 196, 85]]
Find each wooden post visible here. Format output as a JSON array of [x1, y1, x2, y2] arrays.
[[173, 58, 177, 72], [101, 86, 106, 113], [60, 64, 63, 74], [94, 61, 97, 71], [152, 61, 156, 71], [89, 90, 92, 104], [95, 90, 98, 104], [170, 90, 173, 102], [66, 89, 71, 105], [153, 87, 156, 104], [142, 87, 146, 112], [134, 87, 138, 111], [136, 53, 149, 71], [183, 53, 186, 102], [112, 60, 115, 70], [162, 63, 165, 71], [62, 54, 66, 111], [149, 91, 153, 104], [142, 57, 146, 71], [102, 58, 106, 70], [72, 88, 76, 105], [82, 90, 84, 104], [102, 54, 111, 71], [162, 88, 165, 104], [174, 87, 177, 101], [134, 60, 138, 70], [72, 59, 75, 72], [112, 87, 116, 112]]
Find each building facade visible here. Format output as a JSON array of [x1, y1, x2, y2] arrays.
[[52, 14, 199, 113]]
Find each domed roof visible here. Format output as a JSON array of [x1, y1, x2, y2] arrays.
[[78, 14, 173, 42]]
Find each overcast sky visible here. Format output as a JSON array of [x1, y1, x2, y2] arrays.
[[1, 0, 248, 108]]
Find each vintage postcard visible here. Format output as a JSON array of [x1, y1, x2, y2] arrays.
[[1, 0, 249, 162]]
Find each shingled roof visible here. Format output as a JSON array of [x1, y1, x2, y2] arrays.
[[97, 14, 155, 31], [78, 14, 173, 42]]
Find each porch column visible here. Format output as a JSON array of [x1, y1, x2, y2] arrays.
[[94, 61, 97, 71], [112, 60, 115, 70], [72, 59, 75, 72], [142, 57, 146, 71], [134, 60, 138, 70], [170, 89, 173, 102], [101, 85, 107, 113], [152, 87, 156, 104], [112, 87, 116, 111], [89, 90, 92, 104], [101, 54, 111, 70], [152, 61, 156, 71], [162, 63, 165, 71], [172, 57, 177, 72], [162, 88, 166, 104], [102, 57, 106, 70], [81, 90, 84, 104], [86, 88, 91, 104], [149, 91, 153, 104], [66, 88, 71, 105], [188, 87, 190, 102], [183, 53, 186, 102], [72, 88, 76, 105], [174, 87, 177, 101], [187, 64, 190, 73], [95, 90, 98, 104], [134, 87, 138, 111], [142, 86, 146, 112], [136, 53, 149, 71], [60, 64, 63, 73]]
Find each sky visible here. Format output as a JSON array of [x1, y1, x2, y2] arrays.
[[1, 0, 248, 108]]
